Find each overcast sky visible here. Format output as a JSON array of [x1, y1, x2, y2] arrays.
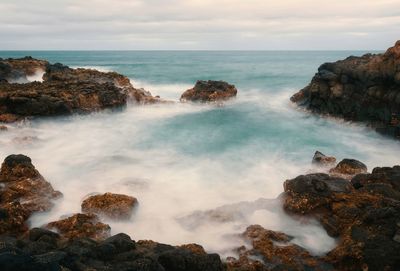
[[0, 0, 399, 50]]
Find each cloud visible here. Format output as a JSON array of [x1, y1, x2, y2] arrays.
[[0, 0, 399, 49]]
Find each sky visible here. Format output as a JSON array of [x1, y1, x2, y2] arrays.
[[0, 0, 399, 50]]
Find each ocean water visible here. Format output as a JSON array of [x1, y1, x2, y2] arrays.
[[1, 50, 398, 258]]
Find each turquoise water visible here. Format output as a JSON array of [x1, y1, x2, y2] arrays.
[[0, 51, 398, 257]]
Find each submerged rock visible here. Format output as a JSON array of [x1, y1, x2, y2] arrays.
[[291, 40, 400, 139], [81, 192, 138, 220], [0, 154, 62, 235], [180, 80, 237, 102], [0, 125, 7, 131], [312, 151, 336, 167], [0, 57, 163, 123], [45, 213, 111, 240]]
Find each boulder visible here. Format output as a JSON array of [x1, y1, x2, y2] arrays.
[[312, 151, 336, 167], [0, 125, 7, 131], [81, 192, 138, 220], [180, 80, 237, 102], [0, 154, 62, 235], [329, 158, 367, 176], [291, 40, 400, 139]]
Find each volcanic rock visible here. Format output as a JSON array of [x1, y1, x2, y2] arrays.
[[282, 166, 400, 270], [329, 158, 367, 177], [0, 154, 62, 235], [0, 56, 48, 83], [45, 213, 111, 240], [0, 57, 163, 123], [226, 225, 331, 271], [81, 192, 138, 220], [0, 230, 225, 271], [291, 40, 400, 139], [312, 151, 336, 167], [180, 80, 237, 102]]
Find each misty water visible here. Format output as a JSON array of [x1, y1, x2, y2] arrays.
[[1, 51, 399, 258]]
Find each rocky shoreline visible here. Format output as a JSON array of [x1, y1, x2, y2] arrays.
[[1, 151, 399, 270], [1, 44, 400, 270]]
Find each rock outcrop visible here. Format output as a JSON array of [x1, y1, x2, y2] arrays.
[[291, 40, 400, 139], [0, 228, 225, 271], [0, 57, 162, 123], [180, 80, 237, 102], [81, 192, 138, 220], [282, 166, 400, 270], [0, 56, 48, 83], [0, 154, 62, 235]]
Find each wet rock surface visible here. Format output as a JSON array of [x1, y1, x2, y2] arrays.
[[180, 80, 237, 102], [312, 151, 336, 167], [0, 154, 62, 235], [0, 228, 225, 271], [0, 57, 163, 123], [227, 225, 332, 271], [45, 213, 111, 241], [291, 40, 400, 139], [81, 192, 138, 220], [282, 166, 400, 270], [0, 56, 48, 83], [329, 158, 367, 177]]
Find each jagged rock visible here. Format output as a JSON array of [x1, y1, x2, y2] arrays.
[[351, 165, 400, 200], [283, 173, 353, 214], [226, 225, 332, 271], [0, 231, 225, 271], [0, 154, 62, 235], [312, 151, 336, 167], [81, 192, 138, 220], [0, 56, 48, 83], [329, 158, 367, 176], [180, 80, 237, 102], [45, 213, 111, 240], [282, 166, 400, 270], [291, 40, 400, 139], [0, 57, 164, 123]]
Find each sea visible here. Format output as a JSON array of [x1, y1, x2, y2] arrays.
[[0, 50, 398, 258]]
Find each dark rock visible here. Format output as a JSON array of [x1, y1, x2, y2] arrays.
[[329, 158, 367, 176], [226, 225, 332, 271], [102, 233, 135, 253], [0, 57, 164, 123], [291, 40, 400, 139], [282, 163, 400, 270], [312, 151, 336, 167], [29, 228, 60, 242], [0, 155, 61, 235], [180, 80, 237, 102]]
